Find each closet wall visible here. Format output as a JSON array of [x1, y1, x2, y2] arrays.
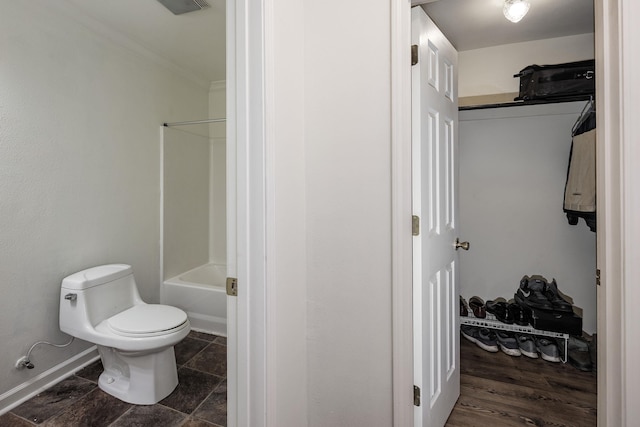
[[459, 33, 595, 98], [459, 103, 597, 333]]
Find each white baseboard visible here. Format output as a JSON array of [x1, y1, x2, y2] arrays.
[[0, 346, 100, 416], [187, 312, 227, 337]]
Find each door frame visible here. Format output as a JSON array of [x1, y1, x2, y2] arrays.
[[227, 0, 268, 425], [391, 0, 633, 426], [595, 1, 640, 425], [391, 0, 415, 425]]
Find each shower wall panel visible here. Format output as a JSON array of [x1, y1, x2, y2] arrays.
[[163, 128, 210, 279]]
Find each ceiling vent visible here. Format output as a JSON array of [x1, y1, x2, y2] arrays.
[[156, 0, 210, 15]]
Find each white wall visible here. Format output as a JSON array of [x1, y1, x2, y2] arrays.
[[0, 1, 208, 398], [303, 0, 393, 425], [459, 33, 595, 98], [209, 81, 226, 265], [268, 0, 309, 424], [459, 102, 597, 333], [267, 0, 394, 424], [163, 128, 210, 280]]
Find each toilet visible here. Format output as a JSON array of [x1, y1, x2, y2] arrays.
[[59, 264, 190, 405]]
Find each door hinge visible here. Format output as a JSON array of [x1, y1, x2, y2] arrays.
[[412, 215, 420, 236], [226, 277, 238, 296], [414, 385, 421, 406], [411, 44, 419, 66], [596, 269, 601, 286]]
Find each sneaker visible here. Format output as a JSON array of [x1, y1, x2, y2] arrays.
[[461, 325, 498, 353], [515, 334, 539, 358], [495, 330, 521, 356], [515, 275, 554, 311], [535, 337, 561, 363], [509, 302, 531, 326], [568, 335, 592, 371], [486, 299, 514, 324], [543, 279, 574, 313], [590, 333, 597, 373]]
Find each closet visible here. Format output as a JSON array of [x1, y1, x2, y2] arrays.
[[419, 0, 597, 343], [458, 100, 597, 336]]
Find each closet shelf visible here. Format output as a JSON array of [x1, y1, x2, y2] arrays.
[[459, 94, 594, 111], [461, 314, 569, 363]]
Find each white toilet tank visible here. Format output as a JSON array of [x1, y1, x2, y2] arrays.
[[60, 264, 144, 338]]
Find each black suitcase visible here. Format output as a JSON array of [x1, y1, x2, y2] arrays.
[[514, 60, 595, 101]]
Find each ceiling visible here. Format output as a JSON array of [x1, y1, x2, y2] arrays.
[[60, 0, 226, 83], [421, 0, 595, 51], [54, 0, 593, 84]]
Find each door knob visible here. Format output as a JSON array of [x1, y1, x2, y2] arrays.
[[455, 238, 469, 251]]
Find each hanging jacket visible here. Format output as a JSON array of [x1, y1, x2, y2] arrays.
[[563, 111, 596, 232]]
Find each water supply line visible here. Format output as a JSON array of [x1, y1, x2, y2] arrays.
[[16, 337, 75, 370]]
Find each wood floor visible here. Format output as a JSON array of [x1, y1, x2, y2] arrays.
[[0, 331, 226, 427], [446, 338, 597, 426]]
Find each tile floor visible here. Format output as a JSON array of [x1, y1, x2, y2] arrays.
[[0, 331, 226, 427]]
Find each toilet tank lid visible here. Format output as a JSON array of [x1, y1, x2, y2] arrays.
[[61, 264, 133, 290]]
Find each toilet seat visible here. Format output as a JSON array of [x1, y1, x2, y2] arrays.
[[108, 304, 188, 337]]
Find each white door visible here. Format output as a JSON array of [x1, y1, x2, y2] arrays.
[[411, 6, 460, 427]]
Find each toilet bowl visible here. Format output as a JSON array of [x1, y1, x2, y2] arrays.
[[59, 264, 190, 405]]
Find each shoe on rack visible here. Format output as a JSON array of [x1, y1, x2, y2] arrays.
[[515, 334, 539, 358], [495, 330, 521, 357], [568, 335, 592, 371], [535, 336, 561, 363], [543, 279, 574, 313], [508, 302, 531, 326], [468, 296, 486, 318], [460, 296, 469, 317], [486, 299, 514, 324], [515, 275, 554, 311], [590, 333, 597, 373], [461, 325, 498, 353]]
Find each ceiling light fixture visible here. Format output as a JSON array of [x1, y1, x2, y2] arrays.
[[503, 0, 530, 23]]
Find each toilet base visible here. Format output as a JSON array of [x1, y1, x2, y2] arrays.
[[97, 345, 179, 405]]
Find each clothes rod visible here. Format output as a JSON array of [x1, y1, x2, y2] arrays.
[[163, 118, 226, 127]]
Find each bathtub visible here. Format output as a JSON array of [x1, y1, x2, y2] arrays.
[[162, 263, 227, 336]]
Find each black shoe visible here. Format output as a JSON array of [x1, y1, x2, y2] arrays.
[[486, 299, 514, 324], [508, 302, 531, 326], [515, 275, 554, 311], [543, 279, 574, 313]]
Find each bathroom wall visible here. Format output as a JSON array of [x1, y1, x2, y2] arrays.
[[163, 128, 211, 280], [459, 33, 595, 98], [208, 81, 226, 265], [0, 1, 208, 400]]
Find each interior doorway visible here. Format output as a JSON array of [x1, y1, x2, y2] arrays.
[[404, 2, 596, 426]]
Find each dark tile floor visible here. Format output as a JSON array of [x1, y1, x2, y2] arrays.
[[0, 331, 227, 427]]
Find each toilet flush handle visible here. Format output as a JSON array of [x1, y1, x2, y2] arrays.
[[64, 293, 77, 301]]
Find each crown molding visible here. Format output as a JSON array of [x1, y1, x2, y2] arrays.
[[41, 1, 211, 90]]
